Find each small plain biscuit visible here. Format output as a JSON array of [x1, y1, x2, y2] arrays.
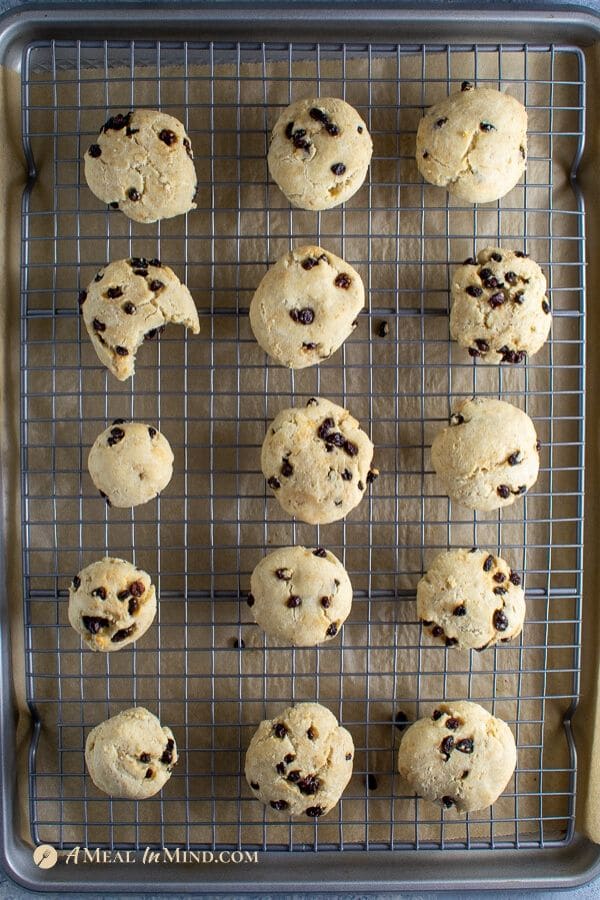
[[88, 420, 174, 508], [397, 701, 517, 813], [85, 707, 177, 799], [84, 109, 197, 223], [245, 702, 354, 818], [450, 247, 551, 363], [249, 246, 364, 369], [431, 397, 540, 511], [417, 548, 526, 650], [80, 257, 200, 380], [249, 546, 353, 646], [267, 97, 372, 210], [261, 397, 378, 525], [68, 557, 156, 651], [416, 84, 527, 203]]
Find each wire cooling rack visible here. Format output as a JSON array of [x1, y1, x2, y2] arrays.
[[19, 38, 585, 853]]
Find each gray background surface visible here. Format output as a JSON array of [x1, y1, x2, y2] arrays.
[[1, 875, 600, 900], [1, 0, 599, 896]]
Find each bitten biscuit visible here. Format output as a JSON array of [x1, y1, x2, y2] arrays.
[[450, 247, 551, 363], [84, 109, 197, 223], [80, 257, 199, 380], [416, 84, 527, 203], [397, 701, 517, 813], [249, 246, 364, 368], [68, 557, 156, 651], [249, 546, 353, 646], [431, 397, 540, 511], [261, 397, 378, 524], [268, 97, 372, 210], [85, 707, 177, 799], [245, 702, 354, 818], [417, 548, 526, 650]]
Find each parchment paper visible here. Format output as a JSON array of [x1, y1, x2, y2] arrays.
[[1, 41, 589, 853]]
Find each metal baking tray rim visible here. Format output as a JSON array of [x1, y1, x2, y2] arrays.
[[1, 0, 600, 893]]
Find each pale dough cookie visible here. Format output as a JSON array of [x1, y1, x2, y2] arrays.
[[450, 247, 551, 363], [80, 257, 200, 381], [88, 420, 174, 508], [68, 557, 156, 651], [245, 702, 354, 818], [397, 701, 516, 813], [84, 109, 197, 223], [261, 397, 378, 525], [416, 83, 527, 203], [417, 548, 525, 650], [249, 245, 364, 369], [431, 397, 540, 511], [267, 97, 372, 210], [85, 707, 177, 799], [249, 546, 353, 646]]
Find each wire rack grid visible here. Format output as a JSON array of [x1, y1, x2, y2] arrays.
[[18, 37, 585, 854]]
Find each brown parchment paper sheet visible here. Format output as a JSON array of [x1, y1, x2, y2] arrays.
[[1, 42, 590, 852]]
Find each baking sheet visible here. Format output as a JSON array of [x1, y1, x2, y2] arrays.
[[11, 40, 584, 852]]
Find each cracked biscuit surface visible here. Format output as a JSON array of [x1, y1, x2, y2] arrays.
[[450, 247, 551, 363], [416, 85, 527, 203], [245, 702, 354, 818], [69, 556, 156, 651], [249, 546, 353, 646], [431, 397, 540, 512], [249, 245, 364, 368], [397, 701, 516, 813], [417, 548, 526, 650], [85, 707, 177, 799], [80, 257, 200, 380], [261, 397, 377, 525], [84, 109, 197, 223], [88, 420, 174, 508], [267, 97, 372, 210]]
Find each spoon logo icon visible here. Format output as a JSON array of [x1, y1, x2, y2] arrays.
[[33, 844, 58, 868]]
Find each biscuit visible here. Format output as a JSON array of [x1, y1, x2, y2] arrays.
[[417, 548, 526, 650], [88, 420, 174, 508], [450, 247, 551, 363], [397, 701, 516, 813], [267, 97, 372, 210], [245, 702, 354, 818], [261, 397, 377, 524], [85, 707, 177, 799], [68, 557, 156, 651], [84, 108, 197, 223], [431, 397, 540, 511], [416, 85, 527, 203], [249, 545, 353, 646], [80, 257, 199, 380], [249, 245, 364, 368]]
